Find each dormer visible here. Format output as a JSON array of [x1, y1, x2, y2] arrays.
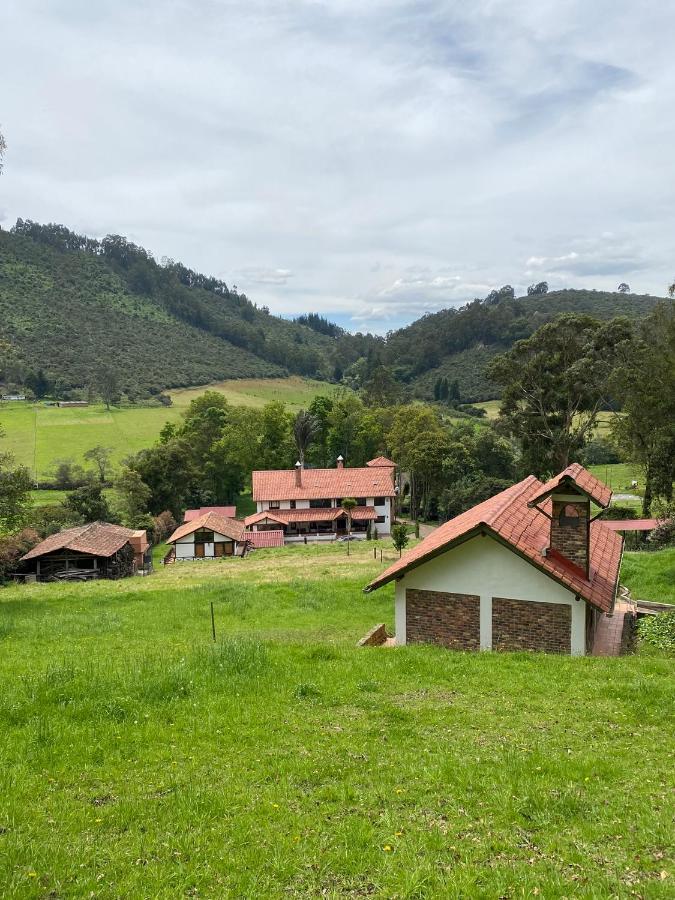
[[528, 464, 613, 579]]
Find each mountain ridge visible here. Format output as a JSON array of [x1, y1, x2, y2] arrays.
[[0, 220, 668, 401]]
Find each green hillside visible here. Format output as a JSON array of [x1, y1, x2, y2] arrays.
[[0, 220, 668, 403], [386, 289, 668, 402], [0, 223, 356, 395]]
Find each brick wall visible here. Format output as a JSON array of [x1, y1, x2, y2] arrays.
[[550, 498, 589, 572], [405, 589, 480, 650], [492, 597, 571, 653]]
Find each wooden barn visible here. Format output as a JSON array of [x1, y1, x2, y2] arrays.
[[20, 522, 150, 581]]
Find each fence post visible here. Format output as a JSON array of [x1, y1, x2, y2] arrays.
[[210, 601, 216, 642]]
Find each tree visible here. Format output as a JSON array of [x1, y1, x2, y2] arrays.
[[0, 452, 32, 532], [341, 497, 357, 538], [84, 446, 113, 483], [64, 483, 113, 523], [52, 459, 86, 490], [610, 304, 675, 515], [293, 410, 319, 467], [113, 466, 152, 527], [362, 365, 402, 407], [488, 314, 633, 476], [391, 523, 409, 557], [97, 366, 120, 409], [447, 379, 461, 407], [25, 369, 50, 399], [617, 283, 630, 293], [152, 510, 177, 543], [527, 281, 548, 296]]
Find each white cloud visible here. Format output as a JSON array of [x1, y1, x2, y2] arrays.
[[1, 0, 673, 334]]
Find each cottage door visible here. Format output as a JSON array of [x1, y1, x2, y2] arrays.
[[194, 542, 205, 558]]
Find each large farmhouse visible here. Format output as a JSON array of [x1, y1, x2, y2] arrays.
[[247, 456, 397, 543], [166, 510, 249, 561], [365, 464, 623, 656], [21, 522, 150, 581]]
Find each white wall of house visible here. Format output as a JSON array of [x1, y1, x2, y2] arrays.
[[174, 530, 244, 559], [256, 496, 392, 534], [393, 533, 587, 654]]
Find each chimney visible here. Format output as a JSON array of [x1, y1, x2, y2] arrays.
[[336, 455, 344, 469], [295, 461, 302, 487], [548, 489, 590, 577]]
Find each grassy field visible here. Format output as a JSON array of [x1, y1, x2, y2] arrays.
[[0, 378, 336, 481], [0, 542, 673, 897], [621, 548, 675, 605]]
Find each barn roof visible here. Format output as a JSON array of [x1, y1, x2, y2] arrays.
[[252, 466, 395, 502], [365, 466, 622, 613], [167, 511, 247, 544], [184, 506, 237, 522], [21, 522, 138, 562]]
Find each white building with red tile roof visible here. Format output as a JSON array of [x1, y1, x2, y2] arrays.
[[250, 456, 397, 542], [364, 464, 623, 656], [166, 511, 248, 561]]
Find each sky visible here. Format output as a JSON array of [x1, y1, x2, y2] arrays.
[[1, 0, 673, 333]]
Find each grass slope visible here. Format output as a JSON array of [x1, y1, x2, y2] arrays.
[[621, 548, 675, 605], [1, 378, 335, 480], [0, 543, 673, 897]]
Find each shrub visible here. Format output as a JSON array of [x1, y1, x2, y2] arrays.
[[0, 528, 40, 582], [648, 519, 675, 550], [638, 611, 675, 652], [603, 505, 638, 521], [581, 438, 622, 466]]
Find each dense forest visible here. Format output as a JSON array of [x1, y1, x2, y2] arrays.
[[0, 220, 666, 401]]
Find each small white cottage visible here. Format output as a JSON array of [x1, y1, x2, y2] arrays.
[[364, 464, 623, 656], [166, 511, 248, 561]]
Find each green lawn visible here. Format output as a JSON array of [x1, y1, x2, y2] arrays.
[[621, 548, 675, 605], [0, 378, 335, 481], [0, 542, 672, 897]]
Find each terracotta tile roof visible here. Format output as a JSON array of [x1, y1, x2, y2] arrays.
[[528, 462, 612, 509], [252, 466, 396, 502], [21, 522, 138, 562], [247, 530, 285, 548], [366, 456, 397, 468], [365, 467, 623, 613], [168, 511, 247, 544], [602, 518, 659, 531], [245, 506, 377, 526], [184, 506, 236, 522]]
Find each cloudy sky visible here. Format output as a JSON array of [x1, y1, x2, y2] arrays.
[[1, 1, 673, 332]]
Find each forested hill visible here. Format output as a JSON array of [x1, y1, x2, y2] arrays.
[[0, 221, 374, 396], [387, 288, 668, 401], [0, 220, 667, 400]]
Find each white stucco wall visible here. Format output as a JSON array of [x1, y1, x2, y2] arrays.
[[394, 533, 587, 654], [174, 530, 243, 558]]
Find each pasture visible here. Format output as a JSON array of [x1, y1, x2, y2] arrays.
[[0, 542, 672, 898], [0, 378, 335, 481]]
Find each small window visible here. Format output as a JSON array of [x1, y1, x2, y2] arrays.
[[559, 504, 581, 528], [194, 529, 214, 543], [268, 501, 280, 510], [375, 515, 386, 524], [356, 498, 367, 506], [310, 499, 331, 509], [374, 497, 386, 506], [289, 500, 296, 509]]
